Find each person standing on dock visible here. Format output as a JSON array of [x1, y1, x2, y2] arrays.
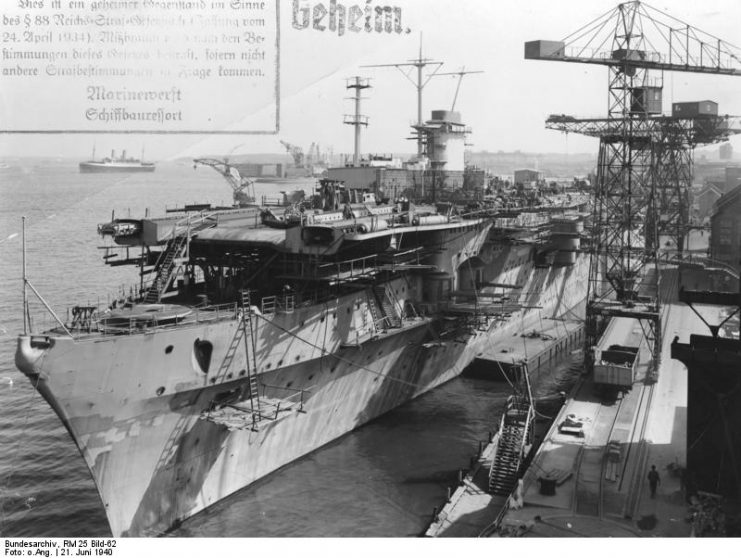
[[648, 465, 661, 498]]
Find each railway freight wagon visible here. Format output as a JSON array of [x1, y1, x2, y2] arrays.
[[593, 344, 640, 389]]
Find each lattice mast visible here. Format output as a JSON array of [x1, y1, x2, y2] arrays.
[[343, 77, 371, 167], [525, 0, 741, 376]]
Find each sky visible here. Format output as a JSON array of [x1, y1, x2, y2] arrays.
[[1, 0, 741, 160]]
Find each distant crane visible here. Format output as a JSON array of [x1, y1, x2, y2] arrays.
[[192, 158, 255, 206], [306, 142, 325, 167], [279, 140, 304, 167], [525, 0, 741, 377]]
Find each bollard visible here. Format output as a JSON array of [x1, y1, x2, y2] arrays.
[[489, 430, 493, 442], [432, 506, 438, 521], [458, 470, 463, 484], [447, 486, 452, 501]]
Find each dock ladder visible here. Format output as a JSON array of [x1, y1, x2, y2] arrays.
[[488, 364, 534, 496]]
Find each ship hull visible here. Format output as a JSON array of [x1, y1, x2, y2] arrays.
[[17, 250, 589, 536], [79, 162, 156, 173]]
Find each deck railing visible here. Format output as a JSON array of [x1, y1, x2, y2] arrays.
[[258, 383, 310, 414], [56, 301, 241, 338]]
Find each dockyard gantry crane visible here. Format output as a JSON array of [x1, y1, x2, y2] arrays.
[[546, 113, 741, 249], [525, 1, 741, 377]]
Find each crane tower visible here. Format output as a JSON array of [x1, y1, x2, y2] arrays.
[[525, 1, 741, 377]]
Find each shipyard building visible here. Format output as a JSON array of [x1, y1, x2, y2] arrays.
[[710, 183, 741, 274]]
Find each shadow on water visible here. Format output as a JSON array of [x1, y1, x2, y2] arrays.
[[172, 374, 513, 537], [173, 349, 583, 537]]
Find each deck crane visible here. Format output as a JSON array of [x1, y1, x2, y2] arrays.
[[193, 158, 255, 206], [525, 1, 741, 378]]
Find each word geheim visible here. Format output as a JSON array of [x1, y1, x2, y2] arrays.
[[292, 0, 409, 35]]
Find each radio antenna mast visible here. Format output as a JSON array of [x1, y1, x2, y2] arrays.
[[362, 34, 443, 155]]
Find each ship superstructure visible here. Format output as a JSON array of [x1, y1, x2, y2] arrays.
[[16, 48, 593, 534], [16, 185, 589, 536], [79, 149, 156, 173]]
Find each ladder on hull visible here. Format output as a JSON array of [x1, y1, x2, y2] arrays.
[[370, 284, 402, 330], [367, 290, 384, 331], [203, 291, 308, 431], [211, 290, 260, 398]]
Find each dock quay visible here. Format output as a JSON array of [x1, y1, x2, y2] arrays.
[[468, 316, 585, 386], [425, 317, 584, 537], [427, 266, 721, 537]]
